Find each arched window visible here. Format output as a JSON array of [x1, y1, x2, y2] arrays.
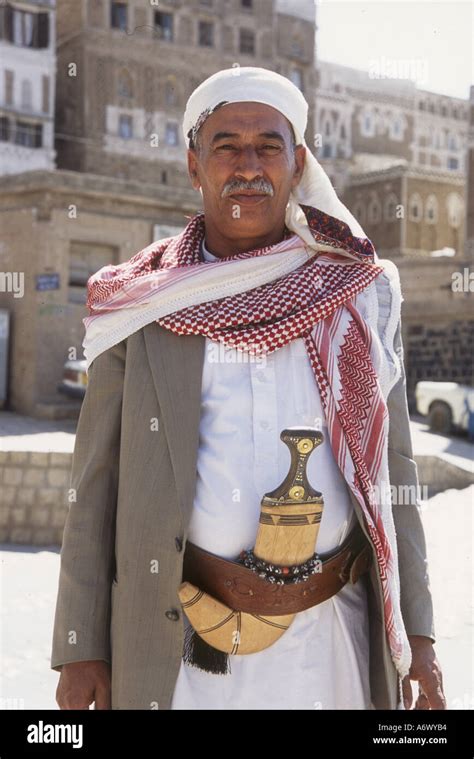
[[118, 69, 133, 99], [21, 79, 32, 110], [389, 115, 405, 140], [408, 193, 422, 222], [448, 134, 458, 151], [446, 192, 463, 229], [353, 200, 365, 225], [165, 78, 177, 106], [425, 194, 438, 224], [340, 123, 346, 139], [361, 111, 375, 137], [291, 38, 303, 58], [384, 193, 399, 222], [368, 194, 381, 224]]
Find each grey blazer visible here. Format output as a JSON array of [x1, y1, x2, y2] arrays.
[[51, 318, 435, 710]]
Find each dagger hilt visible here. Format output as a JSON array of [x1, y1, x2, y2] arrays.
[[263, 427, 324, 504], [255, 427, 325, 565]]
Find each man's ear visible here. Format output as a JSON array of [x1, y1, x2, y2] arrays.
[[187, 148, 201, 190], [291, 144, 306, 189]]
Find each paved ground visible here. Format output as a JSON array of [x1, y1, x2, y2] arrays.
[[0, 412, 76, 453], [0, 412, 472, 709], [410, 415, 474, 473]]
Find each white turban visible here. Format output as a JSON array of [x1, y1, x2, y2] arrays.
[[182, 66, 368, 250]]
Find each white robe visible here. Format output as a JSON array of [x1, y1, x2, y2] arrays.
[[170, 240, 373, 710]]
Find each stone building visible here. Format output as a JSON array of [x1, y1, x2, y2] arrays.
[[315, 59, 468, 196], [54, 0, 317, 187], [344, 164, 465, 259], [344, 164, 470, 404], [313, 60, 472, 406], [0, 169, 201, 416], [0, 0, 57, 175]]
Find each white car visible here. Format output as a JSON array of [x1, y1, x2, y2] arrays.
[[57, 359, 88, 399], [415, 381, 474, 434]]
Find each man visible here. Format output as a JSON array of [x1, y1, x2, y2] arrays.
[[51, 67, 445, 710]]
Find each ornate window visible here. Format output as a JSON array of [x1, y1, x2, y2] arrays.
[[154, 11, 173, 41], [118, 69, 133, 99], [361, 111, 375, 137], [199, 21, 214, 47], [20, 79, 32, 110], [384, 193, 399, 222], [165, 122, 179, 146], [446, 192, 463, 229], [353, 200, 365, 225], [425, 194, 438, 224], [368, 194, 381, 224], [118, 114, 133, 139], [408, 193, 422, 222], [165, 78, 177, 106], [239, 28, 255, 54]]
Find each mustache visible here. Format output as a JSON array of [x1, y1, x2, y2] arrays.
[[221, 179, 274, 198]]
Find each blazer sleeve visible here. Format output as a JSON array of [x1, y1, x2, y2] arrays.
[[386, 311, 436, 643], [50, 338, 126, 671]]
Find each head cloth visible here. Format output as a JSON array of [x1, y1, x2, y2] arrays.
[[182, 66, 367, 250]]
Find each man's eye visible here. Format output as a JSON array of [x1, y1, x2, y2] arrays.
[[216, 144, 237, 150], [262, 145, 280, 150]]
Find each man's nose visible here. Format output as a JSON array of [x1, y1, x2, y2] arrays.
[[234, 146, 264, 180]]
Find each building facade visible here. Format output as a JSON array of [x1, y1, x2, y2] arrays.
[[0, 0, 56, 175], [315, 59, 468, 195], [0, 169, 201, 416], [344, 165, 465, 259], [55, 0, 317, 187]]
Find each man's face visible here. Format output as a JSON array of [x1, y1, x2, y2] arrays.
[[187, 102, 306, 243]]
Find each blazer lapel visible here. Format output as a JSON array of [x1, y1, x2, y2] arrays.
[[143, 321, 205, 530]]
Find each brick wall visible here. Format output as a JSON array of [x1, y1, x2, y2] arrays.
[[0, 451, 71, 545]]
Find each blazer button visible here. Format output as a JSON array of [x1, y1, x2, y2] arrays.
[[175, 536, 183, 552], [165, 608, 180, 621]]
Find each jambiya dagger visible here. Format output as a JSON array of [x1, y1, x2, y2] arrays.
[[179, 427, 372, 674]]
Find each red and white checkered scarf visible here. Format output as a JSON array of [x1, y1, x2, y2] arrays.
[[85, 204, 411, 680]]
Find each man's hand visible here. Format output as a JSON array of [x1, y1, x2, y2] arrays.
[[402, 636, 446, 710], [56, 660, 111, 710]]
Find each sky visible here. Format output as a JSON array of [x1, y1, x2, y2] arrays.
[[315, 0, 473, 100]]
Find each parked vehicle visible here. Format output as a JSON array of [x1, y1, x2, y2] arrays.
[[57, 359, 88, 399], [415, 381, 474, 435]]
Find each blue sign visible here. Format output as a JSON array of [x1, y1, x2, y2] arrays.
[[36, 273, 60, 291]]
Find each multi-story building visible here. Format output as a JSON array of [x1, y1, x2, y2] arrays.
[[315, 59, 468, 194], [0, 0, 56, 174], [344, 164, 465, 259], [55, 0, 317, 187]]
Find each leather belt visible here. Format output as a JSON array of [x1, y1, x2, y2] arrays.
[[182, 521, 372, 616]]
